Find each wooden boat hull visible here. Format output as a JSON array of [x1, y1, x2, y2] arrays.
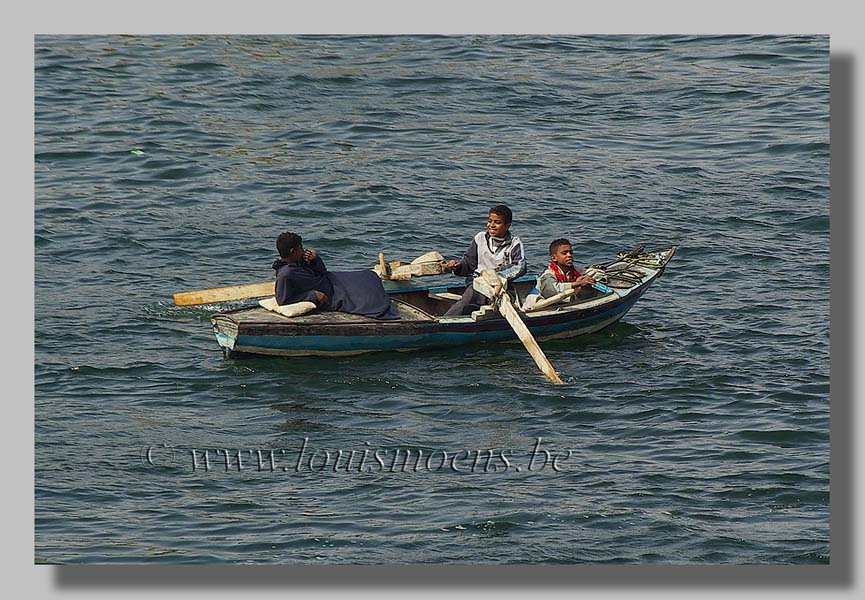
[[210, 246, 676, 358]]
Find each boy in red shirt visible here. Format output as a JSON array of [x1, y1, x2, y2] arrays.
[[536, 238, 596, 302]]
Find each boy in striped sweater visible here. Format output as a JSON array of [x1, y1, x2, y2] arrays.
[[443, 205, 526, 316]]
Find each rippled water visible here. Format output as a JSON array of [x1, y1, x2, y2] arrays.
[[35, 35, 829, 564]]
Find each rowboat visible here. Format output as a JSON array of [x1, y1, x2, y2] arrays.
[[210, 246, 677, 357]]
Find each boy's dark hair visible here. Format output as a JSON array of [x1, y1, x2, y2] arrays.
[[549, 238, 572, 256], [276, 232, 302, 258], [489, 204, 513, 224]]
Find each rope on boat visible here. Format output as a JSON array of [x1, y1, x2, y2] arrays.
[[585, 248, 670, 289], [591, 247, 669, 271]]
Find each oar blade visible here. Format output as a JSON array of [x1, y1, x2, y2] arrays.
[[474, 269, 563, 385], [173, 281, 275, 306], [498, 294, 564, 385]]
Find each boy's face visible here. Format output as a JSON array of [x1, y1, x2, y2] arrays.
[[551, 244, 574, 268], [286, 244, 304, 262], [487, 212, 511, 238]]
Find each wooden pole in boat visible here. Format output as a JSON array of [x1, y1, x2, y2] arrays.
[[173, 251, 445, 306], [173, 281, 275, 306], [378, 252, 390, 280], [524, 281, 615, 313], [475, 270, 564, 385], [525, 288, 578, 312]]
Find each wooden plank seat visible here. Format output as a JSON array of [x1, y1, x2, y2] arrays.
[[428, 291, 463, 302]]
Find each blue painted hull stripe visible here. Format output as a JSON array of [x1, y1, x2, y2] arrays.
[[226, 294, 640, 353]]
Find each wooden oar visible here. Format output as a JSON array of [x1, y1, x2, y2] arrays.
[[173, 281, 275, 306], [525, 287, 578, 312], [173, 250, 447, 306], [525, 281, 615, 313], [378, 253, 390, 279], [474, 270, 563, 385]]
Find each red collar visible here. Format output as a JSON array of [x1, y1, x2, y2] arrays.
[[548, 261, 581, 283]]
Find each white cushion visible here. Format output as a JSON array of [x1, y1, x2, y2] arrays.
[[258, 297, 317, 318]]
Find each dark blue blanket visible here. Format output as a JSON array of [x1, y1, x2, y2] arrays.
[[272, 257, 400, 320]]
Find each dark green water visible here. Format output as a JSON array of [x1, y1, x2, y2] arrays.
[[35, 35, 829, 564]]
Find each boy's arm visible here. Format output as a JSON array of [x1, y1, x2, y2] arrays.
[[305, 252, 327, 274], [452, 238, 479, 278], [494, 238, 526, 281], [496, 259, 526, 282], [310, 256, 327, 274]]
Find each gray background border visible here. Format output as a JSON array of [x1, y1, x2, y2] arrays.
[[13, 1, 859, 597]]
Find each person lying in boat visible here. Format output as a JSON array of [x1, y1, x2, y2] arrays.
[[272, 232, 400, 320], [536, 238, 597, 303], [442, 204, 526, 316]]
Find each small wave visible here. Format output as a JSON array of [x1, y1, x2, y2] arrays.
[[67, 363, 158, 376], [712, 52, 806, 64], [733, 429, 826, 447], [146, 118, 192, 128], [162, 98, 209, 110], [347, 124, 392, 134], [721, 215, 771, 228], [36, 150, 99, 161], [764, 142, 829, 156], [764, 185, 818, 196], [675, 88, 759, 101], [789, 214, 829, 231], [382, 75, 465, 87], [144, 299, 254, 321], [175, 61, 225, 72], [659, 164, 705, 175], [275, 418, 331, 433], [150, 166, 204, 181], [35, 63, 82, 74], [351, 183, 401, 195], [500, 36, 596, 51], [442, 519, 522, 536], [789, 551, 830, 564], [244, 102, 280, 112], [285, 73, 363, 85]]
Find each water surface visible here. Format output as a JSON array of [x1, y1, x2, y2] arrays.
[[35, 35, 829, 564]]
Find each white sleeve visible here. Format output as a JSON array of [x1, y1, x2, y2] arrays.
[[537, 269, 571, 297]]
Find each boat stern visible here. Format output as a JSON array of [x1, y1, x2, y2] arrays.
[[211, 314, 238, 355]]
